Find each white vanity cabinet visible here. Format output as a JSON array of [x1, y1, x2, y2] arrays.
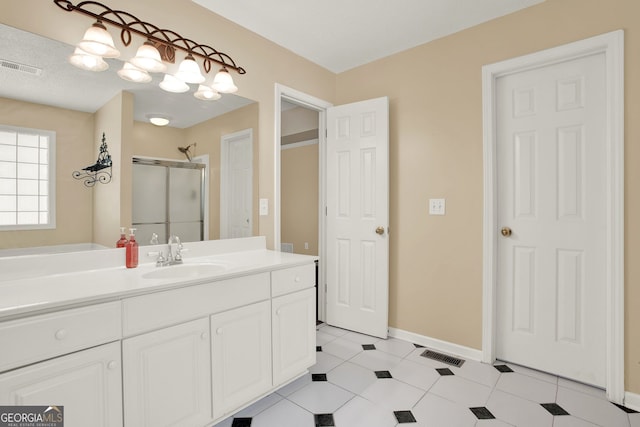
[[0, 342, 123, 427], [210, 300, 272, 420], [271, 264, 317, 386], [123, 318, 212, 427]]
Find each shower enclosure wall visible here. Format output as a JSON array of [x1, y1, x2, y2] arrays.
[[132, 157, 205, 246]]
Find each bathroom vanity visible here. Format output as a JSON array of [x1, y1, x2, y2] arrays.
[[0, 237, 316, 427]]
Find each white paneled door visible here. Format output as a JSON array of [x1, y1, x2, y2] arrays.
[[496, 52, 607, 386], [221, 129, 253, 239], [326, 97, 389, 339]]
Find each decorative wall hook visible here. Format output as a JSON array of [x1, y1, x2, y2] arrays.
[[73, 132, 113, 187]]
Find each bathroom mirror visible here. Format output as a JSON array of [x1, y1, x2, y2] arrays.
[[0, 23, 259, 253]]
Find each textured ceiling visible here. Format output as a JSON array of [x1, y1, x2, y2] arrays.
[[192, 0, 545, 73]]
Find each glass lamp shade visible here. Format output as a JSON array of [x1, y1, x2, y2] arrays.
[[130, 41, 167, 73], [117, 62, 152, 83], [174, 54, 205, 84], [194, 85, 221, 101], [77, 21, 120, 58], [211, 68, 238, 93], [148, 116, 170, 126], [69, 47, 109, 72], [159, 74, 189, 93]]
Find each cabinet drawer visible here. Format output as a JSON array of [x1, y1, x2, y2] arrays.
[[123, 273, 270, 336], [0, 301, 122, 373], [271, 264, 315, 297]]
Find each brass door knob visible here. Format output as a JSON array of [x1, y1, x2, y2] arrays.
[[375, 226, 385, 235], [501, 227, 512, 237]]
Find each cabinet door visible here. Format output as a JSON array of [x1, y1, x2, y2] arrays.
[[0, 342, 122, 427], [272, 287, 316, 385], [210, 300, 271, 420], [123, 318, 212, 427]]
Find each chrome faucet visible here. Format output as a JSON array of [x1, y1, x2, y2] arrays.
[[167, 235, 183, 265]]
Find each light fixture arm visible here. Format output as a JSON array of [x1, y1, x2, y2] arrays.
[[53, 0, 246, 75]]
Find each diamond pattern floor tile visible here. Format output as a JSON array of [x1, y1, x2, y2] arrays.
[[213, 326, 632, 427]]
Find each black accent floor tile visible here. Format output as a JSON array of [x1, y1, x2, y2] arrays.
[[494, 364, 514, 373], [362, 344, 376, 350], [231, 418, 252, 427], [541, 403, 570, 416], [470, 407, 495, 420], [312, 373, 328, 382], [314, 413, 335, 426], [316, 346, 322, 352], [413, 343, 425, 348], [613, 402, 639, 413], [375, 370, 393, 379], [436, 368, 454, 376], [394, 410, 417, 423]]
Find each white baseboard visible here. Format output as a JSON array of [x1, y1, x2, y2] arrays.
[[625, 391, 640, 412], [388, 327, 483, 362]]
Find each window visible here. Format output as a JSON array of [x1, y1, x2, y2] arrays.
[[0, 125, 55, 229]]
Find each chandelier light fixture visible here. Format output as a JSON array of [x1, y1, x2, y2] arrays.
[[54, 0, 246, 100]]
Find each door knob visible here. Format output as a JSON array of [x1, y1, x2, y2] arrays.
[[375, 226, 385, 235], [501, 227, 512, 237]]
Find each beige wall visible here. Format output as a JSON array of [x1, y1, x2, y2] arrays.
[[0, 97, 94, 249], [3, 0, 640, 395], [93, 91, 134, 247], [282, 106, 319, 136], [281, 143, 319, 256], [187, 103, 260, 240], [335, 0, 640, 393]]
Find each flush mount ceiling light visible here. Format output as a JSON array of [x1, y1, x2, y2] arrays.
[[147, 114, 171, 126], [54, 0, 246, 96]]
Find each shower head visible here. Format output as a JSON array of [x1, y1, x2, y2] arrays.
[[178, 143, 195, 162]]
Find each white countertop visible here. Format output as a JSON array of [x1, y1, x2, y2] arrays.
[[0, 237, 316, 320]]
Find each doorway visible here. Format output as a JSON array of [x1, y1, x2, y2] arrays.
[[220, 129, 253, 239], [482, 31, 624, 402]]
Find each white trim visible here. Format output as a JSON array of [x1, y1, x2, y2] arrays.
[[624, 391, 640, 412], [192, 154, 210, 241], [388, 327, 483, 362], [481, 30, 625, 403], [220, 128, 253, 239], [274, 83, 332, 322], [280, 139, 319, 150]]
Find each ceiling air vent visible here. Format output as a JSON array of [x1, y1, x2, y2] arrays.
[[0, 59, 43, 76]]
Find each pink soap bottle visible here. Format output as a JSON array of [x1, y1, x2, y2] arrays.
[[116, 227, 128, 248], [125, 228, 139, 268]]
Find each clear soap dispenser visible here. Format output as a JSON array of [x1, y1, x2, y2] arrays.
[[116, 227, 128, 248], [125, 228, 139, 268]]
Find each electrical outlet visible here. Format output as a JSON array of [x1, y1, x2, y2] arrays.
[[429, 198, 445, 215], [304, 242, 309, 250]]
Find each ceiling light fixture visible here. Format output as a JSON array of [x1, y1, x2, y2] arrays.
[[130, 40, 167, 73], [117, 62, 152, 83], [159, 74, 189, 93], [69, 47, 109, 71], [194, 85, 221, 101], [147, 115, 171, 126], [77, 20, 120, 58], [211, 67, 238, 94], [54, 0, 246, 96]]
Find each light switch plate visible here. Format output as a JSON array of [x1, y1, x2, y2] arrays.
[[259, 198, 269, 216], [429, 198, 445, 215]]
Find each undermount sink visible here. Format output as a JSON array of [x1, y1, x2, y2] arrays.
[[142, 263, 229, 280]]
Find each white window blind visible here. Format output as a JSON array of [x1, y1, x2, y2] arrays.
[[0, 126, 56, 230]]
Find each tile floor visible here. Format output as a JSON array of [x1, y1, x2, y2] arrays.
[[213, 324, 639, 427]]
